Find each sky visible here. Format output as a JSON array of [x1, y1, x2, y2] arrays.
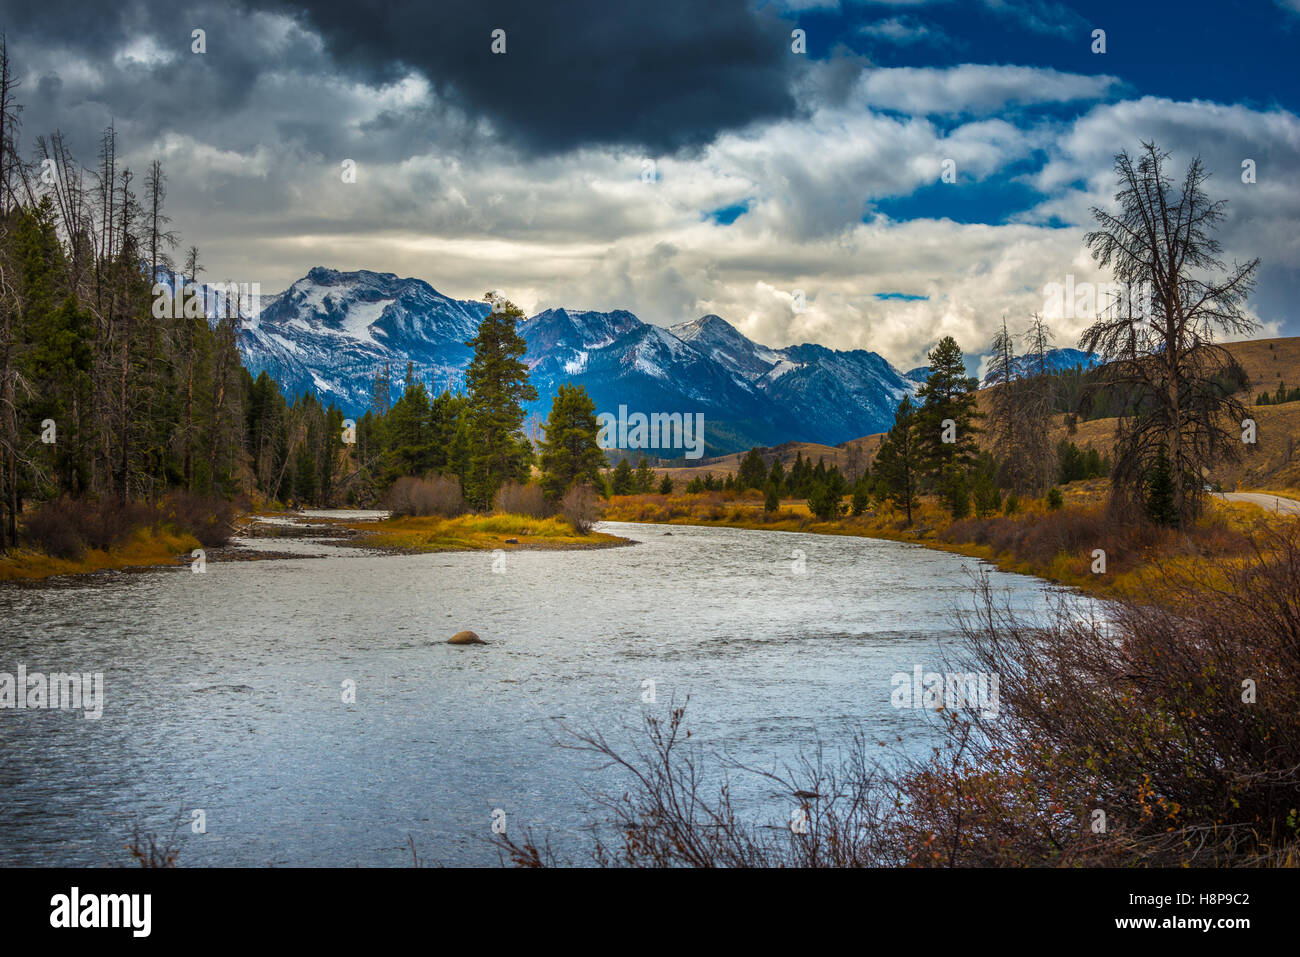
[[2, 0, 1298, 371]]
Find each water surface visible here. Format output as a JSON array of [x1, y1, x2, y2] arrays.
[[0, 520, 1061, 866]]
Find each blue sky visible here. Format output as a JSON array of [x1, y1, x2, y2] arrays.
[[801, 0, 1299, 114], [5, 0, 1297, 369], [799, 0, 1300, 233]]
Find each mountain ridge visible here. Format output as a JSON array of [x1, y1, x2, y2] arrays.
[[231, 267, 918, 456]]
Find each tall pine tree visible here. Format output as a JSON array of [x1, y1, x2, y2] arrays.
[[463, 296, 537, 509], [538, 383, 605, 499]]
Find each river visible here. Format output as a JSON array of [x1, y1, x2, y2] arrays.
[[0, 519, 1063, 866]]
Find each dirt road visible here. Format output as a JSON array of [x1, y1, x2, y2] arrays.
[[1219, 492, 1300, 515]]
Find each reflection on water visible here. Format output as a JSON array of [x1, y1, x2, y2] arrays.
[[0, 519, 1062, 866]]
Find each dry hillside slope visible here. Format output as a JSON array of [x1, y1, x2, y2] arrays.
[[646, 337, 1300, 491]]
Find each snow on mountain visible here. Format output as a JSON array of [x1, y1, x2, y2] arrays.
[[671, 313, 785, 383], [236, 267, 489, 411], [669, 314, 916, 442], [521, 312, 801, 454], [231, 267, 919, 455], [980, 347, 1101, 386], [760, 341, 917, 444]]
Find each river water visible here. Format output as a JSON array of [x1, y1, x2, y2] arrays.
[[0, 519, 1062, 866]]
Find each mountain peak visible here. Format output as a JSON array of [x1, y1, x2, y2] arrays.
[[672, 313, 740, 343], [234, 267, 915, 452]]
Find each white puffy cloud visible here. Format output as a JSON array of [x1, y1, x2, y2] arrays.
[[857, 63, 1120, 115]]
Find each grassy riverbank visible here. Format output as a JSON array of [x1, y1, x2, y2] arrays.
[[0, 525, 201, 582], [0, 507, 628, 582], [601, 482, 1287, 600], [342, 512, 629, 553], [0, 493, 233, 583]]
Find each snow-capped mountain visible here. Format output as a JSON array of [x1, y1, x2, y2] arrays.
[[1016, 347, 1100, 378], [520, 309, 807, 454], [980, 347, 1101, 386], [671, 314, 786, 380], [904, 347, 1102, 389], [236, 267, 491, 408], [233, 268, 918, 456], [668, 314, 915, 447]]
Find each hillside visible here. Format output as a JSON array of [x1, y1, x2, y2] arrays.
[[974, 336, 1300, 492], [662, 337, 1300, 493]]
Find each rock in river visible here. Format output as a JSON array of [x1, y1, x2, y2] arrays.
[[448, 630, 486, 645]]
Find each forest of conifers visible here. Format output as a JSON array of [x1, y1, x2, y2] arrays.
[[0, 42, 488, 550]]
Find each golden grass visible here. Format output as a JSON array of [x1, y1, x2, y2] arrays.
[[344, 512, 627, 553], [0, 526, 200, 582]]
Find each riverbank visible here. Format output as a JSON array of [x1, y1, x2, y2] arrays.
[[0, 508, 630, 582], [0, 525, 202, 582], [601, 482, 1289, 600], [340, 512, 630, 554]]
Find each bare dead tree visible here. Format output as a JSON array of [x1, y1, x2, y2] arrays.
[[986, 316, 1053, 494], [0, 32, 22, 216], [1081, 142, 1259, 527]]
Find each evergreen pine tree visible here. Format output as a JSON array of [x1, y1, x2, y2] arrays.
[[916, 336, 982, 484], [463, 296, 538, 509], [737, 447, 767, 490], [634, 457, 655, 494], [873, 396, 923, 526], [537, 384, 605, 499], [768, 457, 785, 490], [1144, 447, 1178, 527], [610, 457, 634, 495]]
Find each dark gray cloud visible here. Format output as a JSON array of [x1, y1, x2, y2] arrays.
[[3, 0, 806, 156], [255, 0, 804, 155], [5, 1, 323, 159]]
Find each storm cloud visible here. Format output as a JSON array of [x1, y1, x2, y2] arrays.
[[256, 0, 805, 154]]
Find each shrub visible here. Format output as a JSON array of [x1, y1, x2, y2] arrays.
[[561, 484, 600, 534], [20, 496, 164, 559], [383, 475, 464, 517], [78, 499, 155, 551], [1045, 487, 1064, 510], [493, 481, 548, 518], [914, 530, 1300, 865], [161, 491, 234, 548], [807, 483, 839, 521], [19, 498, 86, 560]]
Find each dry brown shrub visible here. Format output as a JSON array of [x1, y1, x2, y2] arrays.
[[493, 482, 549, 517], [561, 484, 600, 534], [383, 475, 464, 517]]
